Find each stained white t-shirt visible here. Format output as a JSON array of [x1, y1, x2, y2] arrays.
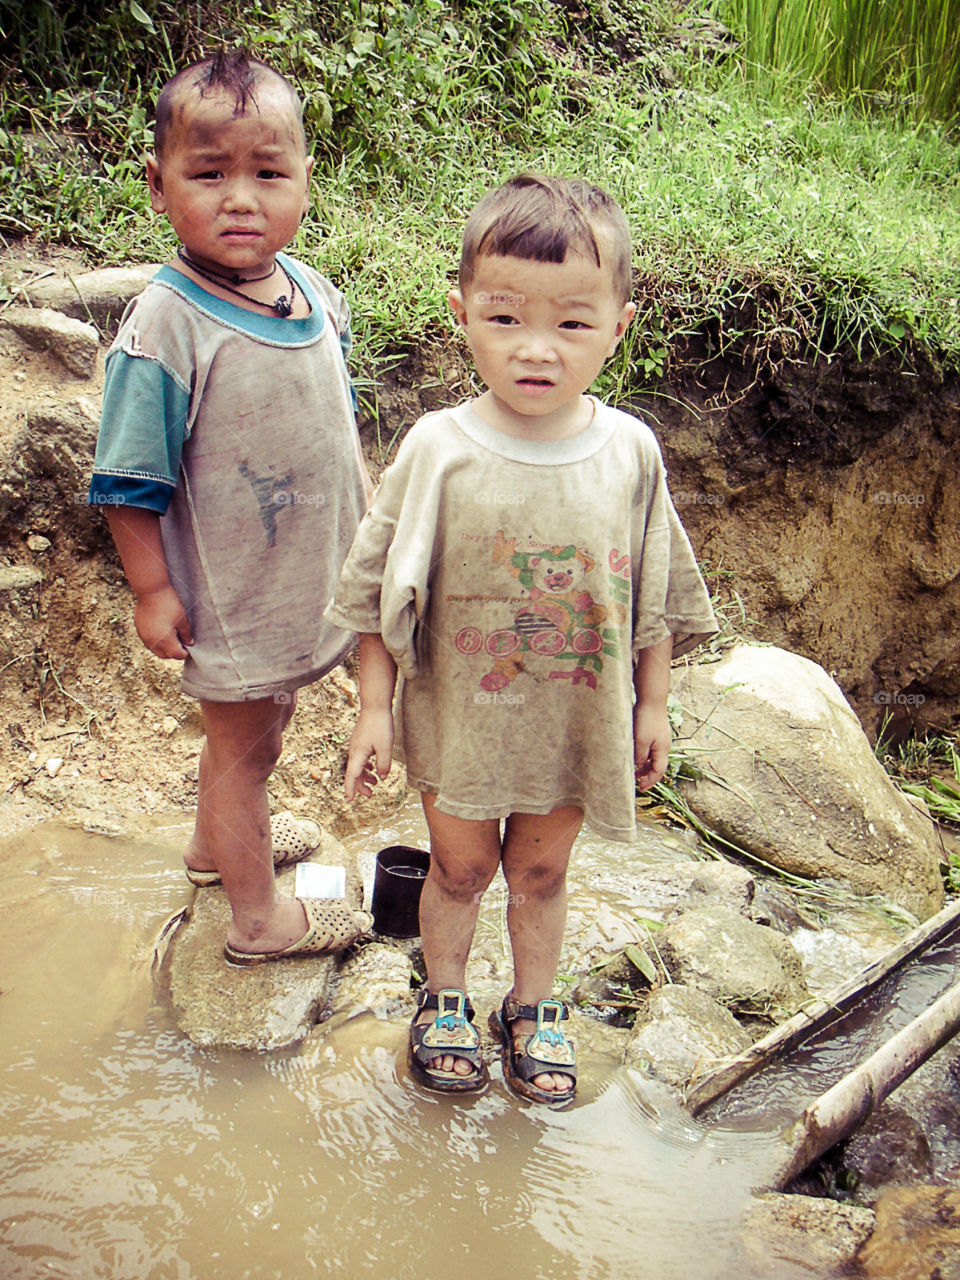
[[326, 400, 718, 839]]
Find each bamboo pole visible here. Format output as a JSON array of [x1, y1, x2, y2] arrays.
[[769, 979, 960, 1190], [684, 896, 960, 1116]]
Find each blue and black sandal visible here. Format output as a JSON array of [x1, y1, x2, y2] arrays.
[[409, 988, 490, 1094], [490, 994, 577, 1105]]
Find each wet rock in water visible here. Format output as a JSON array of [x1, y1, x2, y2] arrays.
[[624, 983, 752, 1087], [625, 859, 756, 921], [327, 942, 413, 1018], [570, 900, 646, 959], [656, 904, 809, 1019], [741, 1193, 875, 1278], [837, 1043, 960, 1194], [3, 306, 100, 378], [856, 1186, 960, 1279], [158, 829, 365, 1051], [672, 643, 944, 920], [839, 1105, 934, 1202]]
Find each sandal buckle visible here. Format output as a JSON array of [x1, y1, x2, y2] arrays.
[[535, 1000, 568, 1047], [434, 988, 468, 1032], [422, 989, 480, 1050]]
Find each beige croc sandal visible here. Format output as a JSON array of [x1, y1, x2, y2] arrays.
[[223, 898, 372, 967], [185, 811, 321, 887]]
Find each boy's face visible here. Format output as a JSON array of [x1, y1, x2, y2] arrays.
[[146, 81, 313, 276], [449, 248, 634, 437]]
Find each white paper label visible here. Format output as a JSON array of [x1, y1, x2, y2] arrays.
[[294, 863, 346, 899]]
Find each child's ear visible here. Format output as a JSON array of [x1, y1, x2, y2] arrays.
[[301, 155, 315, 217], [606, 301, 636, 357], [447, 289, 468, 329], [145, 155, 166, 214]]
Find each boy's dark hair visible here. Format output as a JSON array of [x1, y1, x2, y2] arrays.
[[459, 174, 633, 304], [154, 49, 305, 156]]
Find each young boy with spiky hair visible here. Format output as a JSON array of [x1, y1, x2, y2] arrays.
[[326, 175, 717, 1102], [89, 51, 372, 964]]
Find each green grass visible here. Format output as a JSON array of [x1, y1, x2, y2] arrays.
[[715, 0, 960, 128], [875, 728, 960, 893], [2, 0, 960, 385]]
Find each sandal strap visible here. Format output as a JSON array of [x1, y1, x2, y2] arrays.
[[501, 994, 569, 1026], [415, 987, 477, 1022]]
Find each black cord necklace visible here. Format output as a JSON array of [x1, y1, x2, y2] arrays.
[[176, 247, 298, 318]]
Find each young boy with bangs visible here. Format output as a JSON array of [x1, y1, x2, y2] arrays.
[[89, 51, 372, 965], [326, 175, 718, 1103]]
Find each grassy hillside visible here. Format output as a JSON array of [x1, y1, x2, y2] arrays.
[[2, 0, 959, 388]]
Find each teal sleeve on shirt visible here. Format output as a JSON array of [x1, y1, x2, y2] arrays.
[[88, 347, 191, 514], [339, 323, 358, 414]]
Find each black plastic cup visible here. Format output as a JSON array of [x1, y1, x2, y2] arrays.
[[371, 845, 430, 937]]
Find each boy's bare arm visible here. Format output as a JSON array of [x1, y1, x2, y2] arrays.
[[633, 635, 674, 792], [344, 633, 397, 800], [105, 505, 194, 659]]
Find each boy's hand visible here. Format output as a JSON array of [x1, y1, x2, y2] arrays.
[[344, 708, 395, 800], [634, 703, 671, 793], [134, 586, 194, 659]]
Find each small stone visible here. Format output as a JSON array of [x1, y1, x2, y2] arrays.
[[45, 757, 64, 777], [3, 305, 100, 378], [309, 763, 326, 781], [27, 534, 52, 552], [76, 396, 100, 422], [161, 716, 179, 736], [0, 564, 43, 592]]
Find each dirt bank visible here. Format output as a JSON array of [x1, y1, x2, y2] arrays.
[[631, 338, 960, 742]]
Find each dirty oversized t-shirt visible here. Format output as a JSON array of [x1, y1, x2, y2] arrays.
[[90, 258, 367, 701], [326, 400, 718, 839]]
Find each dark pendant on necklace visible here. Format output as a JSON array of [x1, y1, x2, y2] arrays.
[[175, 245, 299, 316]]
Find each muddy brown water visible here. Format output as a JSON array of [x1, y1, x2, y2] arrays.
[[0, 805, 939, 1279]]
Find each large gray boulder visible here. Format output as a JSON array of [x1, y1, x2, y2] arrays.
[[158, 829, 367, 1051], [671, 644, 944, 920]]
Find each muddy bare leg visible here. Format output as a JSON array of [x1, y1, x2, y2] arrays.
[[502, 805, 583, 1093], [418, 794, 501, 1076], [186, 695, 307, 953]]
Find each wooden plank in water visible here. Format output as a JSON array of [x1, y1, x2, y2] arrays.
[[684, 895, 960, 1116], [769, 978, 960, 1190]]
